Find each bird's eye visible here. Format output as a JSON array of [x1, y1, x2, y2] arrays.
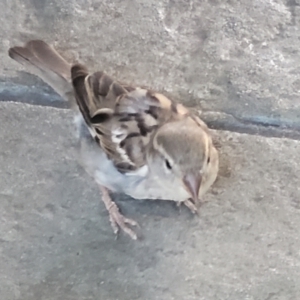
[[207, 156, 210, 164], [165, 159, 172, 170]]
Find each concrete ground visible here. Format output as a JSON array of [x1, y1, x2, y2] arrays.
[[1, 101, 300, 300], [2, 0, 300, 298]]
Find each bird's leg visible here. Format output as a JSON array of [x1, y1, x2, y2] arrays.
[[99, 185, 139, 240]]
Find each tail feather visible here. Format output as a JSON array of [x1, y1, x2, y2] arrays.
[[8, 40, 74, 105], [26, 40, 70, 80]]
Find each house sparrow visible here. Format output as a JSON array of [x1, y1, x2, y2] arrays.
[[8, 40, 219, 240]]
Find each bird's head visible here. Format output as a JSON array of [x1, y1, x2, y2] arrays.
[[148, 118, 212, 204]]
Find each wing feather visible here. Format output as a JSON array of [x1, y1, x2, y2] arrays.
[[71, 64, 188, 173]]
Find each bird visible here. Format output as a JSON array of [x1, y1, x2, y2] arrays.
[[8, 40, 219, 240]]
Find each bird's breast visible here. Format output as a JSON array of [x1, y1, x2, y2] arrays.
[[125, 174, 190, 202]]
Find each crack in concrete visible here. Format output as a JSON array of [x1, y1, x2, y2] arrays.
[[1, 83, 299, 141]]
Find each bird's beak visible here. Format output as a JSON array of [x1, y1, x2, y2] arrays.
[[182, 173, 202, 204]]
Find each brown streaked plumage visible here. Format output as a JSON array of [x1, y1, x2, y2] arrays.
[[8, 40, 219, 240]]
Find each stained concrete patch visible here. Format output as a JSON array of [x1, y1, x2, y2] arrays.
[[0, 102, 300, 299]]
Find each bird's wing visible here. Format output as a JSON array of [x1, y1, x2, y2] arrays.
[[71, 64, 190, 174]]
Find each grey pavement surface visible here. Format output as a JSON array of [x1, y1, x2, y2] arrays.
[[2, 0, 300, 299], [1, 102, 300, 300]]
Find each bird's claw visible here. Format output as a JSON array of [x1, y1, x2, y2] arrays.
[[177, 199, 201, 215], [183, 199, 198, 214], [108, 203, 139, 240]]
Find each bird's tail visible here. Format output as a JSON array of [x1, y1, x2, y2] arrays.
[[8, 40, 75, 107]]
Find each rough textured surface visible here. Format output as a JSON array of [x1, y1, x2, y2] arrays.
[[1, 102, 300, 300], [2, 1, 300, 298], [2, 0, 300, 132]]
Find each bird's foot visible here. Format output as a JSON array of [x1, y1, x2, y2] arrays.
[[183, 199, 198, 214], [99, 186, 139, 240], [177, 199, 199, 214], [107, 201, 139, 240]]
